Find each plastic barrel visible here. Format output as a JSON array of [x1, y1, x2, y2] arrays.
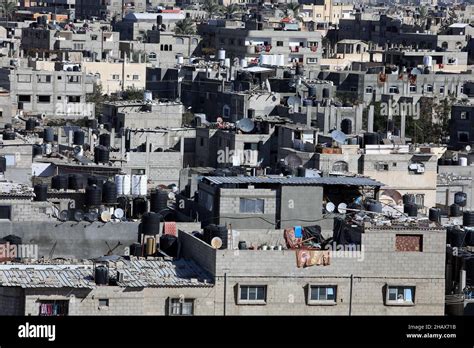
[[34, 184, 48, 201], [102, 181, 117, 204]]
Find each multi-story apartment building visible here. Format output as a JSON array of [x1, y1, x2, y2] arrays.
[[21, 26, 120, 61], [0, 65, 95, 119]]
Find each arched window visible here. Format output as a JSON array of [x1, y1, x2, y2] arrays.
[[175, 37, 184, 45], [441, 42, 448, 50], [148, 52, 157, 60], [192, 38, 198, 45]]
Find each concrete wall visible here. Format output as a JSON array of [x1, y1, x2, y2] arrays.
[[22, 286, 216, 316], [0, 221, 201, 259], [0, 287, 24, 315], [280, 186, 323, 229]]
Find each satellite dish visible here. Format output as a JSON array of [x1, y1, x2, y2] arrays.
[[100, 211, 111, 222], [59, 210, 69, 221], [325, 202, 335, 213], [284, 154, 303, 169], [74, 209, 84, 222], [87, 211, 99, 222], [331, 130, 347, 144], [211, 237, 223, 249], [73, 145, 82, 155], [338, 203, 348, 214], [168, 192, 176, 200], [466, 145, 472, 152], [287, 96, 300, 109], [113, 208, 124, 219], [172, 186, 179, 193], [236, 118, 255, 133]]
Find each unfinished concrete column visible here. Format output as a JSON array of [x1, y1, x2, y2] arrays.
[[400, 108, 406, 141], [355, 104, 363, 134], [306, 106, 312, 127], [323, 106, 330, 135], [368, 104, 374, 133]]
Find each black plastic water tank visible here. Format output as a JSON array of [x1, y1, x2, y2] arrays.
[[159, 234, 178, 257], [238, 241, 247, 250], [204, 224, 228, 249], [25, 118, 36, 131], [366, 200, 382, 213], [450, 204, 461, 217], [0, 156, 6, 172], [141, 212, 161, 235], [341, 119, 352, 135], [3, 131, 15, 140], [404, 203, 417, 217], [363, 132, 379, 146], [102, 181, 117, 204], [463, 211, 474, 227], [192, 116, 202, 127], [132, 197, 147, 219], [402, 194, 415, 205], [296, 166, 305, 177], [85, 185, 102, 207], [454, 192, 467, 207], [43, 127, 54, 143], [150, 190, 168, 213], [157, 15, 163, 25], [34, 184, 48, 201], [68, 174, 85, 190], [87, 176, 105, 188], [4, 123, 12, 129], [429, 207, 441, 222], [247, 108, 255, 119], [94, 266, 109, 285], [73, 130, 85, 145], [94, 145, 109, 164], [130, 242, 142, 257], [32, 144, 43, 158], [51, 175, 68, 190], [99, 133, 111, 148], [308, 86, 317, 97]]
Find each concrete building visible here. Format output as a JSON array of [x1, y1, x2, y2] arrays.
[[0, 64, 95, 119], [75, 0, 147, 20], [300, 0, 354, 26], [194, 175, 382, 229], [449, 104, 474, 151], [82, 60, 147, 94], [198, 19, 323, 69], [21, 26, 119, 61]]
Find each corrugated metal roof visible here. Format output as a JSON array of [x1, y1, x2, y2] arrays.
[[202, 176, 383, 187], [0, 259, 213, 289]]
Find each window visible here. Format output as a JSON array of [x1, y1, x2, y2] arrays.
[[18, 95, 31, 102], [243, 142, 258, 150], [307, 58, 318, 64], [37, 75, 51, 83], [332, 161, 348, 172], [37, 95, 51, 103], [0, 205, 11, 219], [169, 298, 194, 315], [73, 43, 84, 50], [148, 52, 157, 61], [175, 37, 184, 45], [458, 131, 469, 143], [350, 86, 357, 92], [199, 191, 213, 211], [68, 75, 81, 83], [409, 85, 416, 93], [365, 86, 373, 94], [396, 234, 423, 252], [308, 285, 337, 305], [132, 75, 140, 80], [68, 96, 81, 103], [461, 111, 468, 120], [386, 286, 415, 305], [389, 86, 399, 94], [239, 198, 264, 214], [439, 85, 445, 94], [425, 84, 433, 93], [276, 41, 283, 46], [112, 74, 120, 80], [17, 74, 31, 83], [98, 299, 109, 307], [200, 137, 204, 146], [238, 285, 266, 304], [222, 105, 230, 118], [131, 168, 145, 175], [38, 300, 69, 316], [415, 194, 424, 208], [375, 161, 389, 171]]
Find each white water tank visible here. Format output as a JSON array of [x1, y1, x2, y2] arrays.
[[460, 157, 468, 166], [176, 55, 184, 65], [115, 174, 131, 195], [224, 58, 231, 68], [217, 48, 226, 60], [276, 54, 285, 66], [260, 54, 271, 65], [240, 58, 248, 68], [132, 174, 147, 196], [423, 55, 433, 67], [143, 90, 152, 102]]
